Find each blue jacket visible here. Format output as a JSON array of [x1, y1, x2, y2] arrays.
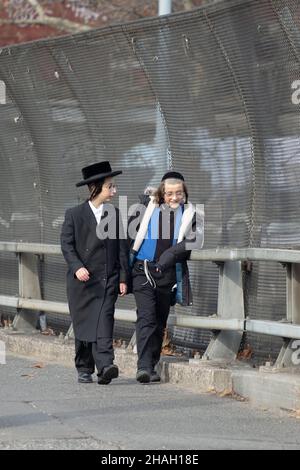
[[129, 195, 204, 306]]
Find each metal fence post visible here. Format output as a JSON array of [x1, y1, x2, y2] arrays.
[[65, 323, 74, 340], [12, 253, 41, 332], [275, 263, 300, 367], [158, 0, 172, 16], [203, 260, 244, 361]]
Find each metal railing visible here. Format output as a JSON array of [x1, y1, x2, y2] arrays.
[[1, 241, 300, 367]]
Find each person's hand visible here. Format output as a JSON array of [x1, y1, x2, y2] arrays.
[[75, 267, 90, 282], [119, 282, 127, 296]]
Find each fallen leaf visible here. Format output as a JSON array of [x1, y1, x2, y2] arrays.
[[232, 393, 247, 402], [161, 328, 176, 356], [291, 410, 300, 419], [32, 363, 45, 369], [162, 328, 171, 348], [161, 346, 176, 356], [237, 344, 253, 360], [40, 328, 55, 336], [219, 389, 233, 397]]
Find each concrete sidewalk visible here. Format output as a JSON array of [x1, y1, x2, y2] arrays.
[[1, 329, 300, 417], [1, 351, 300, 449]]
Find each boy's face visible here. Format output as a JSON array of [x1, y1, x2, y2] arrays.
[[101, 177, 117, 202], [163, 182, 184, 209]]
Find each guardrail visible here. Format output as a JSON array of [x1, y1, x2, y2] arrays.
[[0, 242, 300, 367]]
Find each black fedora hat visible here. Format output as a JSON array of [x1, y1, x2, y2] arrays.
[[76, 161, 122, 187]]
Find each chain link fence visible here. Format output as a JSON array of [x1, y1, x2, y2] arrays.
[[1, 0, 300, 360]]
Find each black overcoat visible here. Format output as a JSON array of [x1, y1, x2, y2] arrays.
[[61, 201, 128, 342]]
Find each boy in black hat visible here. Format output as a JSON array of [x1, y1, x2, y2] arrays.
[[61, 161, 128, 384]]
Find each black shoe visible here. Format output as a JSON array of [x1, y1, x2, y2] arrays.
[[98, 364, 119, 385], [78, 372, 93, 383], [136, 369, 151, 383], [150, 371, 161, 383]]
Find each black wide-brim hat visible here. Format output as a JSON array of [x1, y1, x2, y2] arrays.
[[76, 161, 122, 187]]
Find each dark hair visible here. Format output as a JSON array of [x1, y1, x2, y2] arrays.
[[88, 180, 104, 200], [154, 178, 188, 205]]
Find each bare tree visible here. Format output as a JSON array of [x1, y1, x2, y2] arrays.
[[0, 0, 207, 45]]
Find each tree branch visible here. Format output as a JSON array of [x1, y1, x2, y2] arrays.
[[26, 0, 44, 18], [0, 17, 92, 33], [183, 0, 195, 9], [6, 0, 92, 33]]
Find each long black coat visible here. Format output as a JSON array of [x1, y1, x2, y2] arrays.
[[61, 201, 128, 342]]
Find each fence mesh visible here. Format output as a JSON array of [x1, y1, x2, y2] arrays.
[[1, 0, 300, 360]]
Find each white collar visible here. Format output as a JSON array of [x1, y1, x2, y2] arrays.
[[88, 201, 103, 225], [88, 200, 103, 214]]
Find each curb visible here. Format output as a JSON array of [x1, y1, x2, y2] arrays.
[[1, 329, 300, 413]]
